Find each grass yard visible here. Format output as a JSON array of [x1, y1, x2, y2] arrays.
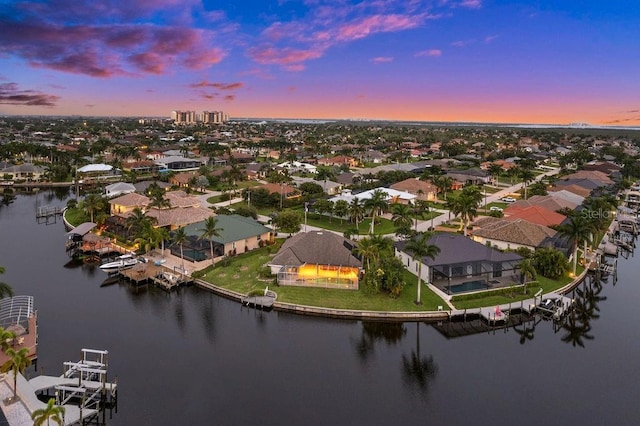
[[200, 240, 447, 311]]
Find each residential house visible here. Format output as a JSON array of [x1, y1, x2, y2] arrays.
[[395, 233, 522, 295], [329, 187, 416, 205], [503, 205, 567, 227], [108, 192, 150, 215], [181, 214, 272, 261], [258, 183, 301, 200], [445, 168, 491, 186], [390, 178, 438, 201], [292, 176, 343, 196], [548, 184, 592, 198], [169, 171, 197, 188], [317, 155, 358, 168], [155, 156, 206, 171], [1, 163, 46, 181], [268, 231, 362, 289], [471, 217, 557, 251], [508, 195, 579, 213], [105, 182, 136, 198]]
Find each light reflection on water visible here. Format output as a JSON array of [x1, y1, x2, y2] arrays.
[[0, 191, 639, 424]]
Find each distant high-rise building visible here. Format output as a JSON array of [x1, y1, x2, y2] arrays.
[[171, 110, 228, 125]]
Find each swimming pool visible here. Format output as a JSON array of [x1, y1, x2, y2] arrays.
[[449, 280, 489, 294]]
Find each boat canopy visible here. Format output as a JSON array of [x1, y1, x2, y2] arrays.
[[66, 222, 96, 237]]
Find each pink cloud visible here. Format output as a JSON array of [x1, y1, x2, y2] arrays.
[[484, 34, 499, 43], [284, 64, 306, 72], [190, 81, 244, 90], [415, 49, 442, 57], [459, 0, 482, 8], [370, 56, 393, 63], [223, 95, 235, 101], [0, 82, 60, 107], [248, 46, 324, 67], [336, 14, 423, 41], [451, 39, 474, 47]]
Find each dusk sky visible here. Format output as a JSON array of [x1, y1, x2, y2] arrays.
[[0, 0, 638, 125]]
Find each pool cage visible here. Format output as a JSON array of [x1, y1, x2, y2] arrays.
[[277, 264, 360, 290]]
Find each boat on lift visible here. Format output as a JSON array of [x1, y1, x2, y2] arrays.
[[99, 254, 141, 273]]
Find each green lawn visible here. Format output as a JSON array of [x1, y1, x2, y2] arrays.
[[304, 213, 395, 235], [451, 267, 582, 309], [64, 206, 89, 227], [199, 240, 447, 311]]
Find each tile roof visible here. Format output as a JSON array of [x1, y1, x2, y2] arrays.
[[269, 231, 361, 267], [472, 217, 556, 247], [108, 192, 150, 207], [503, 205, 566, 226], [183, 214, 271, 244], [395, 233, 522, 266], [507, 195, 578, 212], [146, 206, 215, 228], [390, 178, 437, 194]]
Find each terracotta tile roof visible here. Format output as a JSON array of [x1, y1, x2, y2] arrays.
[[473, 217, 556, 247], [504, 205, 566, 227], [146, 206, 215, 228], [259, 183, 299, 197], [390, 178, 437, 195], [108, 192, 150, 208], [548, 184, 591, 198], [507, 195, 578, 212], [165, 190, 201, 208]]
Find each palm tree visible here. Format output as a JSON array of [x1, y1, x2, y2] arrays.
[[391, 203, 413, 237], [172, 227, 188, 274], [1, 347, 32, 401], [354, 237, 379, 270], [83, 193, 104, 223], [0, 326, 16, 352], [519, 168, 536, 200], [404, 232, 440, 305], [349, 197, 365, 232], [402, 322, 438, 392], [556, 215, 594, 276], [333, 199, 349, 224], [487, 163, 503, 186], [148, 191, 171, 209], [31, 398, 65, 426], [364, 189, 389, 235], [199, 217, 223, 266], [433, 175, 454, 201], [519, 258, 537, 294], [125, 207, 155, 239]]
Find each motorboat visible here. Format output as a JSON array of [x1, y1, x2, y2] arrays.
[[99, 254, 140, 273]]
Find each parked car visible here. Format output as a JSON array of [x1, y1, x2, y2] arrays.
[[501, 197, 516, 203], [490, 206, 503, 212]]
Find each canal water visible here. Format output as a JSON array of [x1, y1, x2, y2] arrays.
[[1, 191, 639, 425]]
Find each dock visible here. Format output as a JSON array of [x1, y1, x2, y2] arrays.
[[119, 262, 193, 290], [241, 288, 277, 309], [0, 348, 117, 425]]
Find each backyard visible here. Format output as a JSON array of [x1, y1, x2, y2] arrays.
[[199, 240, 447, 311]]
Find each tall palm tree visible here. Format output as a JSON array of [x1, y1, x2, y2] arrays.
[[519, 168, 536, 200], [349, 197, 365, 232], [199, 217, 224, 266], [83, 193, 104, 223], [1, 347, 32, 401], [557, 215, 594, 276], [31, 398, 65, 426], [487, 163, 503, 186], [433, 175, 454, 201], [364, 189, 389, 235], [125, 207, 155, 239], [148, 191, 171, 209], [402, 322, 438, 392], [519, 258, 537, 294], [391, 203, 413, 236], [172, 227, 188, 273], [404, 232, 440, 305], [354, 237, 379, 270]]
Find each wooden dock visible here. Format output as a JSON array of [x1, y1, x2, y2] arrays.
[[119, 262, 192, 290]]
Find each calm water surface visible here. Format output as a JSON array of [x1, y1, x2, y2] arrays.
[[1, 191, 639, 425]]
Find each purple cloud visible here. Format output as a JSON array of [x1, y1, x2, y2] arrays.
[[0, 82, 60, 107], [190, 81, 244, 90], [0, 1, 226, 78], [370, 56, 394, 64]]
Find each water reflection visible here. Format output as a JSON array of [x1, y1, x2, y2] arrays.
[[353, 321, 406, 361], [561, 276, 606, 348], [401, 322, 438, 394], [513, 318, 538, 345]]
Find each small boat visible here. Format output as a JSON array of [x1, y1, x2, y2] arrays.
[[99, 254, 140, 273]]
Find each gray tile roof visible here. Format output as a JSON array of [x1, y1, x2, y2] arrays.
[[395, 233, 522, 266], [472, 217, 557, 247], [184, 214, 271, 244], [270, 231, 361, 268]]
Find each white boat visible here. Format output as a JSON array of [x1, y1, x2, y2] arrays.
[[99, 254, 140, 273]]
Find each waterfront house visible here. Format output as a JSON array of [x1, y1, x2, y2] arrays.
[[181, 214, 272, 261], [268, 231, 362, 289], [0, 163, 46, 181], [395, 233, 522, 294], [155, 155, 206, 171], [108, 193, 150, 215]]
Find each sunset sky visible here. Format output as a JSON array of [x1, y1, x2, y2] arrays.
[[0, 0, 638, 125]]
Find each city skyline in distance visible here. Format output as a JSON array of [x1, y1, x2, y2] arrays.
[[1, 0, 639, 126]]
